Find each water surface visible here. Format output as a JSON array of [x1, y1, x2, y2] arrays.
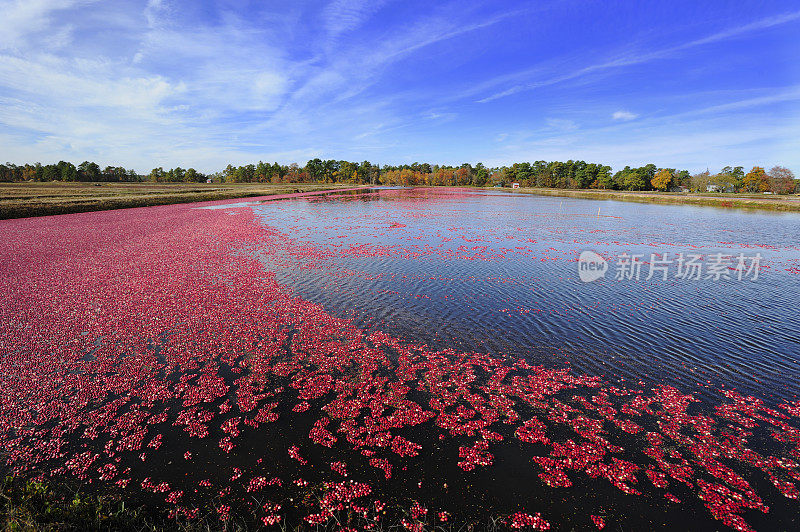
[[244, 188, 800, 404]]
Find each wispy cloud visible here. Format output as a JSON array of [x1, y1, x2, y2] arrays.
[[546, 118, 579, 131], [322, 0, 390, 47], [144, 0, 167, 28], [679, 86, 800, 117], [0, 0, 97, 50], [475, 10, 800, 104], [612, 110, 637, 121]]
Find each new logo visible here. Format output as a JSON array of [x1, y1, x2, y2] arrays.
[[578, 251, 608, 282]]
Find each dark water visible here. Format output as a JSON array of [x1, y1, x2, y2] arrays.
[[241, 188, 800, 405]]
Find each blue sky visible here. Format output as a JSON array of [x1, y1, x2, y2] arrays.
[[0, 0, 798, 174]]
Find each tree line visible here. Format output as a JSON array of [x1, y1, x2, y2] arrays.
[[2, 159, 797, 194], [0, 161, 140, 183]]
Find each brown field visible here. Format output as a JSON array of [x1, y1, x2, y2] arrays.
[[0, 182, 355, 220]]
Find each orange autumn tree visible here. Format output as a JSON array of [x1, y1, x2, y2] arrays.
[[743, 166, 769, 192], [455, 167, 470, 186], [651, 168, 673, 191]]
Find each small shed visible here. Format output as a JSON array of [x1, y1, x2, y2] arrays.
[[512, 182, 520, 189]]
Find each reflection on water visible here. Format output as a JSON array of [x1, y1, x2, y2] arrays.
[[246, 188, 800, 404]]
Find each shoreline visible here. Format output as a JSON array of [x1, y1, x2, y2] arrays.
[[505, 186, 800, 212], [2, 182, 800, 220], [0, 182, 358, 220]]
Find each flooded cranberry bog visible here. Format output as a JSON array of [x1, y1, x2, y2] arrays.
[[1, 187, 800, 530]]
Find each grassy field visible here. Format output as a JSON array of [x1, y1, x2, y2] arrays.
[[508, 186, 800, 212], [0, 182, 356, 220]]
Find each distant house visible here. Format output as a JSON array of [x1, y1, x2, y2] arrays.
[[669, 185, 688, 193], [707, 184, 734, 193], [512, 182, 520, 189], [206, 178, 213, 183]]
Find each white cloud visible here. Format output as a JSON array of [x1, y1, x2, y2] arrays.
[[423, 110, 457, 123], [612, 110, 638, 121], [0, 0, 96, 50], [252, 72, 289, 108]]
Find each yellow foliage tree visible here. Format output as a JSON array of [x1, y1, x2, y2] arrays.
[[743, 166, 769, 192], [651, 168, 673, 191]]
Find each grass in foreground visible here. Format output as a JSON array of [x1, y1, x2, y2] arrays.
[[0, 182, 357, 220], [1, 476, 160, 531], [0, 476, 511, 532], [0, 476, 268, 532]]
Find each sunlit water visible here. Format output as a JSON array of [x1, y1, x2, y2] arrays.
[[242, 188, 800, 405]]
